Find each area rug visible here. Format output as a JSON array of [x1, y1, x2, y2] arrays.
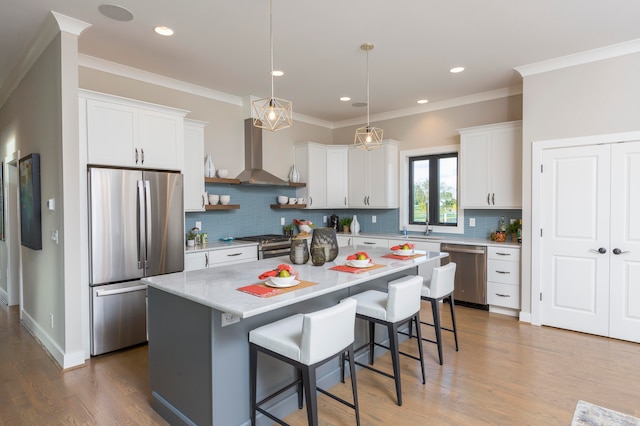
[[572, 400, 640, 425]]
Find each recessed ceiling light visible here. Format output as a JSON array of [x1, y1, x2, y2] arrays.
[[340, 97, 351, 102], [450, 66, 465, 74], [271, 70, 284, 77], [154, 26, 174, 36], [98, 4, 134, 22], [417, 99, 429, 104]]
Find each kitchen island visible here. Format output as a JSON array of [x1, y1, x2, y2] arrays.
[[144, 247, 447, 426]]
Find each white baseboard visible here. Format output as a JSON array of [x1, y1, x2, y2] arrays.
[[0, 287, 8, 306], [519, 311, 532, 323], [488, 305, 519, 317], [21, 310, 85, 370]]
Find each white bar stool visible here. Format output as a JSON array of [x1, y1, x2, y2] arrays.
[[415, 262, 459, 365], [342, 275, 426, 406], [249, 298, 360, 426]]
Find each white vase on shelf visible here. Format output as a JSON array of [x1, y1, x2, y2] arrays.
[[205, 154, 215, 178], [289, 164, 300, 183], [351, 215, 360, 234]]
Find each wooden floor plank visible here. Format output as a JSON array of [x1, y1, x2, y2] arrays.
[[1, 302, 638, 425]]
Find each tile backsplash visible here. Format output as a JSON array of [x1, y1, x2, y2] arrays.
[[185, 184, 521, 242]]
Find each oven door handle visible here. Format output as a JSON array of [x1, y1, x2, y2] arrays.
[[261, 247, 291, 259]]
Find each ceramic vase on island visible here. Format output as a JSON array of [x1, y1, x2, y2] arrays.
[[205, 154, 216, 178]]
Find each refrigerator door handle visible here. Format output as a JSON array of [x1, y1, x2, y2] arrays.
[[137, 180, 146, 269], [144, 180, 152, 271]]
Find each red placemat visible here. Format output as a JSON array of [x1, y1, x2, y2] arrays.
[[237, 280, 317, 298], [381, 253, 426, 260], [329, 263, 386, 274]]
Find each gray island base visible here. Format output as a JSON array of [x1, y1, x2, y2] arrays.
[[144, 247, 448, 425]]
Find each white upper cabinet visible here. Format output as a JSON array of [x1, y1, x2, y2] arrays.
[[348, 140, 399, 208], [81, 90, 188, 171], [459, 121, 522, 209], [295, 142, 348, 209], [183, 119, 207, 212]]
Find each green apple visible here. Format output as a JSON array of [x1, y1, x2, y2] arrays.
[[357, 254, 367, 260], [279, 270, 291, 278]]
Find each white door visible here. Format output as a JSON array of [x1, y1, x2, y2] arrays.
[[540, 145, 611, 336], [609, 141, 640, 342]]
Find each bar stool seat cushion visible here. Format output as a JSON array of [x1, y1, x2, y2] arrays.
[[250, 298, 357, 365], [250, 314, 304, 362], [350, 290, 388, 321]]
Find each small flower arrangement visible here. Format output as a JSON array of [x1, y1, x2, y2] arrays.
[[294, 219, 314, 234]]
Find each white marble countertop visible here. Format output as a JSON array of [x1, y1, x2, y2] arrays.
[[342, 232, 522, 248], [144, 247, 448, 319], [184, 240, 258, 254]]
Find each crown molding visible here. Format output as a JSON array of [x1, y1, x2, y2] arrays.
[[79, 54, 244, 107], [0, 12, 90, 108], [515, 38, 640, 77], [333, 86, 523, 129]]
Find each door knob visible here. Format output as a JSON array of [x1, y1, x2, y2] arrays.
[[612, 248, 630, 255], [589, 247, 607, 254]]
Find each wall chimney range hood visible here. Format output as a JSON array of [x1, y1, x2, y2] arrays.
[[236, 118, 290, 186]]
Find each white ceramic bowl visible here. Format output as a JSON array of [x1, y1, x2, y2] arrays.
[[220, 195, 231, 205], [208, 194, 219, 205], [299, 224, 312, 233], [394, 249, 414, 256], [217, 169, 229, 178], [349, 258, 371, 268], [288, 198, 297, 204], [277, 195, 288, 205], [270, 275, 295, 286]]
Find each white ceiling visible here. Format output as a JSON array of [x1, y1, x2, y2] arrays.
[[3, 0, 640, 126]]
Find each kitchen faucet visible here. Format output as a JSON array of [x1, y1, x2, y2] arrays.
[[425, 220, 431, 236]]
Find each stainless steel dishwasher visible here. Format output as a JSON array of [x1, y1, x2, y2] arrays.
[[441, 243, 487, 308]]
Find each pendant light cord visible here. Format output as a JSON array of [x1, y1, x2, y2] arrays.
[[270, 0, 274, 99], [366, 47, 370, 128]]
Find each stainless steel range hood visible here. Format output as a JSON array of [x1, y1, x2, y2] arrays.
[[236, 118, 290, 186]]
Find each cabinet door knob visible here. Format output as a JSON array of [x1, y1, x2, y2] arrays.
[[613, 248, 630, 255], [492, 193, 495, 205], [135, 148, 139, 164], [205, 252, 209, 267], [589, 247, 607, 254], [487, 193, 491, 205], [141, 148, 145, 164]]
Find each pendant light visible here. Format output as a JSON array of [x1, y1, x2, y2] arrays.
[[252, 0, 292, 132], [354, 43, 383, 150]]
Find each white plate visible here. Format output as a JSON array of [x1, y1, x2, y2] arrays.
[[393, 250, 414, 256], [264, 278, 301, 288], [347, 260, 374, 268]]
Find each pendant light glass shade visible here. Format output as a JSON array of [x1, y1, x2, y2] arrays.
[[252, 0, 292, 132], [354, 43, 383, 150]]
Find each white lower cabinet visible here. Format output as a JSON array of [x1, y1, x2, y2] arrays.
[[184, 245, 257, 271], [486, 246, 520, 310], [351, 236, 388, 248], [336, 235, 352, 247]]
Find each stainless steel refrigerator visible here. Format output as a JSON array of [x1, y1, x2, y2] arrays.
[[88, 167, 184, 355]]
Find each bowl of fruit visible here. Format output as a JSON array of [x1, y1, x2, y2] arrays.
[[346, 251, 373, 268], [266, 264, 298, 287], [391, 242, 415, 256]]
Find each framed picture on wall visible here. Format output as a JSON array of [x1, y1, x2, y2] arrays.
[[0, 161, 3, 241], [19, 153, 42, 250]]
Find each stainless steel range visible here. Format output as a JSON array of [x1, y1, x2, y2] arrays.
[[235, 234, 292, 259]]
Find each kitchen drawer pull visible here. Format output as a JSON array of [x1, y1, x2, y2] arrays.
[[496, 252, 512, 256], [141, 148, 145, 164], [363, 241, 376, 245], [96, 284, 147, 297], [226, 253, 242, 257], [487, 193, 490, 205], [205, 252, 209, 267], [496, 271, 510, 274], [495, 293, 511, 298], [135, 148, 139, 164]]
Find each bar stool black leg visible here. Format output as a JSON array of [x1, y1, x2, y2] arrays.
[[301, 366, 319, 426], [388, 323, 403, 406], [431, 298, 444, 365], [249, 344, 258, 426], [368, 321, 375, 365], [413, 313, 427, 384], [449, 294, 459, 351], [297, 368, 303, 409], [347, 346, 361, 426]]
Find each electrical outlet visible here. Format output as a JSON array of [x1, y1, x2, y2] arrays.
[[323, 216, 327, 223], [49, 313, 54, 328], [469, 218, 476, 227], [280, 217, 285, 226], [50, 230, 59, 244], [221, 312, 240, 327], [195, 221, 202, 230]]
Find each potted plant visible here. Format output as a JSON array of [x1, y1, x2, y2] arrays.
[[282, 223, 295, 236], [339, 217, 352, 233], [186, 229, 197, 247], [507, 220, 520, 242]]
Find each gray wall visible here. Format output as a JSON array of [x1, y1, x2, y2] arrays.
[[521, 51, 640, 318]]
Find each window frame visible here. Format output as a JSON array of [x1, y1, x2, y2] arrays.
[[399, 145, 464, 235]]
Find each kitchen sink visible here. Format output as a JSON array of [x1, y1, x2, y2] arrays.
[[406, 235, 441, 241]]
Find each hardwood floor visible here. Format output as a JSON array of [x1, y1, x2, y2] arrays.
[[1, 302, 638, 425]]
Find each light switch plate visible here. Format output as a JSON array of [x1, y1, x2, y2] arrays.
[[372, 215, 377, 223], [469, 218, 476, 227], [195, 221, 202, 230]]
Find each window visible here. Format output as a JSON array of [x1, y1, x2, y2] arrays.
[[408, 153, 458, 226]]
